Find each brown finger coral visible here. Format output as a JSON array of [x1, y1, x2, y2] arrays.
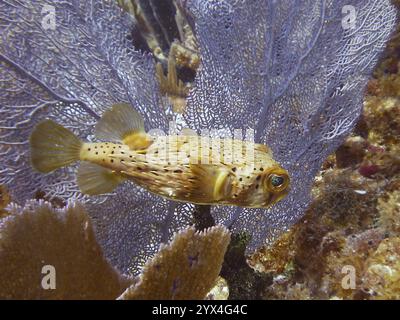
[[118, 225, 231, 300]]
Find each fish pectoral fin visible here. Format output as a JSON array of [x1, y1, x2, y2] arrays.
[[213, 170, 231, 201], [94, 103, 152, 150], [190, 164, 231, 201], [77, 162, 125, 195]]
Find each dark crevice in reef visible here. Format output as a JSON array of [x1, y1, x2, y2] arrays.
[[193, 205, 215, 231], [193, 206, 270, 299], [221, 233, 272, 300]]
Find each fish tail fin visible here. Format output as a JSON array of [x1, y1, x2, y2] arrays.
[[30, 120, 83, 173]]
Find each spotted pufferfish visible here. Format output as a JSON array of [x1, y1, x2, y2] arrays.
[[30, 103, 290, 208]]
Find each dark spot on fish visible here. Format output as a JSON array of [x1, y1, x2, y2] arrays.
[[111, 159, 114, 163], [260, 167, 264, 171], [253, 168, 257, 171], [256, 175, 261, 181], [95, 152, 98, 155], [100, 145, 103, 148], [111, 151, 114, 154], [239, 178, 243, 181], [174, 169, 183, 173], [232, 167, 237, 172], [94, 146, 97, 149], [137, 167, 142, 170], [129, 155, 132, 158], [87, 148, 91, 151]]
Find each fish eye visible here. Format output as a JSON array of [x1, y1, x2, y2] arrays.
[[271, 175, 284, 187], [264, 171, 289, 192]]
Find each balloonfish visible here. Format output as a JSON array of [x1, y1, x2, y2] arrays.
[[29, 103, 290, 208]]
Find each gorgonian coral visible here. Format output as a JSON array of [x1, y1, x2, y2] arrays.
[[180, 0, 397, 252], [0, 0, 194, 275], [0, 0, 397, 274]]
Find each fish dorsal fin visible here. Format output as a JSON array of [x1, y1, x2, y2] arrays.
[[95, 103, 152, 150], [77, 162, 125, 195], [255, 143, 271, 154]]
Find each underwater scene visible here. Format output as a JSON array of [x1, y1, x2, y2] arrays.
[[0, 0, 399, 302]]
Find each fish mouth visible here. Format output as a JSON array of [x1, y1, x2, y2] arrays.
[[267, 188, 290, 206]]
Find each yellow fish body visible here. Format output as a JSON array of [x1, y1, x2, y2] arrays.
[[30, 104, 290, 208]]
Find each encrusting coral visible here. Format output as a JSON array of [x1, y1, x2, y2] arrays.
[[360, 237, 400, 299], [118, 225, 231, 300], [246, 23, 400, 299], [0, 200, 132, 299]]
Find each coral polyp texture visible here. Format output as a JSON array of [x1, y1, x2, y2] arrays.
[[118, 225, 231, 300], [0, 200, 229, 300], [0, 201, 131, 299], [0, 0, 397, 278]]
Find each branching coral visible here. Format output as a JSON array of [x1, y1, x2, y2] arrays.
[[0, 200, 230, 300], [0, 200, 131, 299], [118, 225, 230, 300]]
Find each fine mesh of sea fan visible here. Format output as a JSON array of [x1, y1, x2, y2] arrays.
[[118, 225, 231, 300], [0, 0, 194, 275], [0, 200, 132, 299], [181, 0, 398, 252], [0, 0, 398, 275]]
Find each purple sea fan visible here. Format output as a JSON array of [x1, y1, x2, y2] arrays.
[[180, 0, 398, 251], [0, 0, 397, 275], [0, 0, 194, 275]]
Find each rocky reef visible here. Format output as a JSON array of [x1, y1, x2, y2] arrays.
[[248, 23, 400, 299]]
